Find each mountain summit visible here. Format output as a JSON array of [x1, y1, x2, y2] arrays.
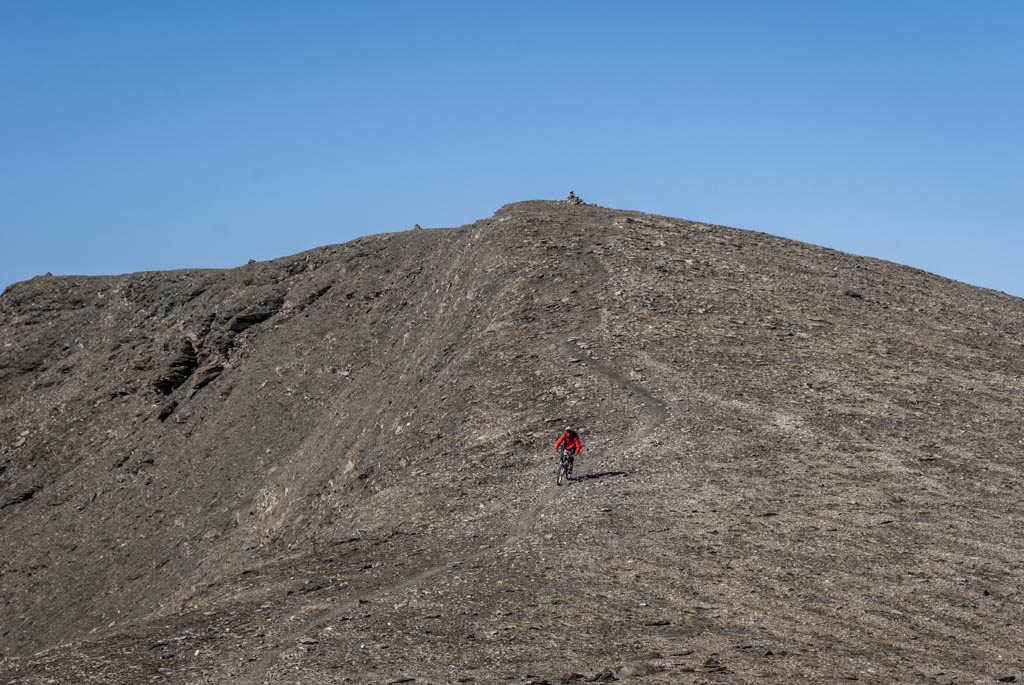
[[2, 201, 1022, 683]]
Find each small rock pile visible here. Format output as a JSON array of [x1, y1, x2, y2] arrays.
[[563, 191, 586, 206]]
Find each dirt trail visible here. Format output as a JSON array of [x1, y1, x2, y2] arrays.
[[239, 249, 667, 685]]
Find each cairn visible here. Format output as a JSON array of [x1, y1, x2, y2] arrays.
[[563, 191, 586, 206]]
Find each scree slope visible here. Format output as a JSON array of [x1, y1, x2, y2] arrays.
[[1, 200, 1022, 684]]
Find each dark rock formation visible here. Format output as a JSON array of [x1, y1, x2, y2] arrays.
[[152, 339, 198, 394]]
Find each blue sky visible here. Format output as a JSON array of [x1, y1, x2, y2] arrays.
[[2, 2, 1022, 295]]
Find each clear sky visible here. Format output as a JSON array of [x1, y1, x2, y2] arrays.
[[2, 2, 1022, 296]]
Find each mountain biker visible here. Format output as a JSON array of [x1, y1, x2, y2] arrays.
[[554, 426, 582, 476]]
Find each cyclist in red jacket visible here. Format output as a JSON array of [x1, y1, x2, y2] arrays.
[[554, 426, 582, 476]]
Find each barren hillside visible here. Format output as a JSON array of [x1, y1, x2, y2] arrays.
[[1, 200, 1022, 684]]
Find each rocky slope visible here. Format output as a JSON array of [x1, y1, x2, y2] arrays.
[[1, 200, 1022, 684]]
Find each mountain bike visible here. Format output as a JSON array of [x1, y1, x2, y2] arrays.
[[556, 446, 575, 486]]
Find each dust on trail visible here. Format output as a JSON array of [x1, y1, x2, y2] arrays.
[[239, 247, 667, 685]]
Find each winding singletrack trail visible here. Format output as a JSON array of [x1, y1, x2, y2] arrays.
[[239, 247, 667, 685]]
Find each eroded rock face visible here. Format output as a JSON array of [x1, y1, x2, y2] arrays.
[[1, 201, 1023, 684], [152, 338, 198, 394]]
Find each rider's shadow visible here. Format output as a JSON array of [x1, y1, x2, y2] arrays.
[[573, 471, 628, 482]]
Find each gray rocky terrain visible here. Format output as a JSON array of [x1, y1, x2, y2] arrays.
[[1, 199, 1022, 684]]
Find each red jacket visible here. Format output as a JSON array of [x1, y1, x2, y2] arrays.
[[554, 431, 582, 455]]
